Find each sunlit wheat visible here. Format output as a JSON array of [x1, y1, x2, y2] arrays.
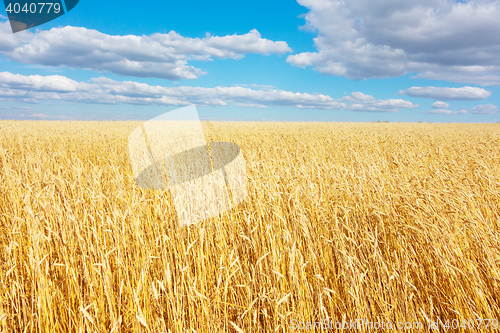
[[0, 120, 499, 332]]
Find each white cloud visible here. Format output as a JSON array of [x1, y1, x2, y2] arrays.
[[0, 14, 7, 20], [30, 113, 48, 118], [421, 109, 467, 115], [288, 0, 500, 84], [0, 105, 52, 120], [421, 107, 468, 115], [471, 103, 499, 114], [340, 91, 416, 112], [0, 71, 95, 92], [0, 71, 418, 112], [235, 103, 268, 109], [432, 101, 449, 109], [399, 86, 491, 100], [0, 24, 291, 80], [421, 109, 453, 115]]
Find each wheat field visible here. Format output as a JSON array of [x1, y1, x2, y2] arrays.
[[0, 120, 500, 332]]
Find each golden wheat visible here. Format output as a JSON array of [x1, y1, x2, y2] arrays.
[[0, 120, 499, 332]]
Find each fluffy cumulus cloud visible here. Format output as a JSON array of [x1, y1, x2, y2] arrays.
[[0, 71, 418, 112], [0, 22, 291, 80], [471, 103, 499, 114], [0, 71, 95, 92], [288, 0, 500, 85], [431, 101, 449, 109], [399, 86, 491, 100], [340, 91, 416, 112]]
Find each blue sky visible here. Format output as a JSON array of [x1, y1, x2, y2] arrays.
[[1, 0, 500, 122]]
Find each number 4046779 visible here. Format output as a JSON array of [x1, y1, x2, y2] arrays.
[[5, 2, 62, 14]]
